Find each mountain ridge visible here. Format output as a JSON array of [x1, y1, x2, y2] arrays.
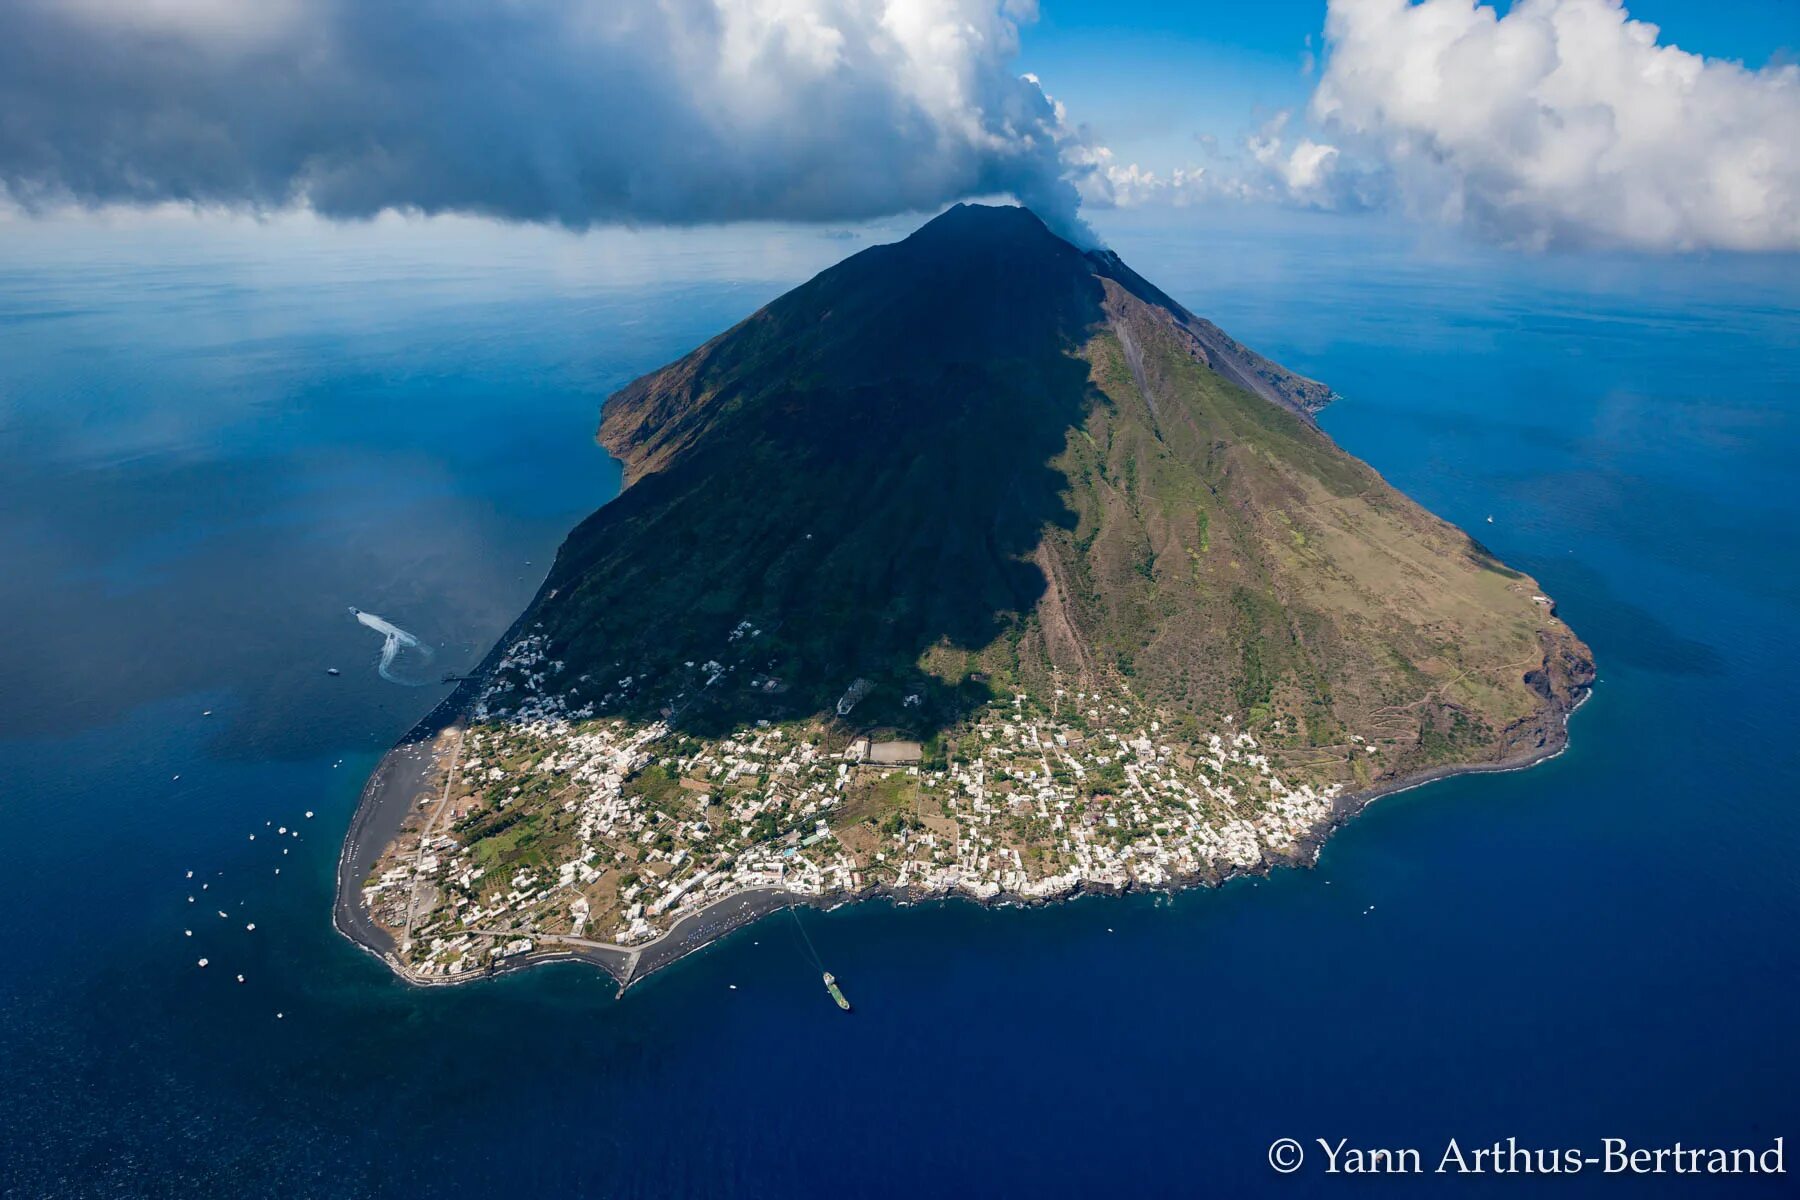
[[599, 204, 1334, 489], [339, 203, 1592, 985], [531, 202, 1587, 769]]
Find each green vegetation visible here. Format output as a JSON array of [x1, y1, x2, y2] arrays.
[[429, 203, 1590, 916]]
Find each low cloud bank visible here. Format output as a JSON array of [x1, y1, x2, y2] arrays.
[[0, 0, 1094, 241]]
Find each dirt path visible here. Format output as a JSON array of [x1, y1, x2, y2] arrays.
[[1032, 541, 1096, 685]]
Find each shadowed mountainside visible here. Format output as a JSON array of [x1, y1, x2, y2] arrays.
[[520, 204, 1589, 784]]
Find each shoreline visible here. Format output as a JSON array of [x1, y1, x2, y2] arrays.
[[331, 586, 555, 977], [334, 659, 1592, 995]]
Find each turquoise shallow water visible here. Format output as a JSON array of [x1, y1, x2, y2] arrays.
[[1, 213, 1796, 1197]]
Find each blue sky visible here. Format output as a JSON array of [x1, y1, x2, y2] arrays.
[[1028, 0, 1329, 160]]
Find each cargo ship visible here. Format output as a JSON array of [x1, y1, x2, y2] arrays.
[[822, 972, 851, 1011]]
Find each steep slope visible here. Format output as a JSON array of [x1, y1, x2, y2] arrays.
[[345, 203, 1594, 982], [527, 203, 1588, 787]]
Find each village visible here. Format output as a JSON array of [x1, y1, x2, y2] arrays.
[[362, 630, 1361, 981]]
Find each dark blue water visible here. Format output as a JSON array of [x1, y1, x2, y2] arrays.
[[2, 212, 1796, 1197]]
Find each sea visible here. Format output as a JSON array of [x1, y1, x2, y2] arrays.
[[1, 207, 1795, 1197]]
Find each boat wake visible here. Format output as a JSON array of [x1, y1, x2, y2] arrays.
[[350, 607, 435, 686]]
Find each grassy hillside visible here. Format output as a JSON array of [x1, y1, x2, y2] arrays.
[[506, 204, 1590, 795], [359, 205, 1595, 975]]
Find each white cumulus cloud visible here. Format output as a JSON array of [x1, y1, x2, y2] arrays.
[[1247, 112, 1350, 205], [1081, 110, 1380, 213], [1313, 0, 1800, 251]]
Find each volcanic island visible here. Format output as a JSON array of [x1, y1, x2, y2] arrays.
[[335, 205, 1592, 991]]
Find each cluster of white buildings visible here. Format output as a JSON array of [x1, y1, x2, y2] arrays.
[[378, 629, 1353, 979]]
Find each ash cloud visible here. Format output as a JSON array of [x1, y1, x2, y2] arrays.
[[0, 0, 1095, 241]]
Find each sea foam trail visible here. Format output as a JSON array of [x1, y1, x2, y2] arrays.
[[351, 608, 434, 685]]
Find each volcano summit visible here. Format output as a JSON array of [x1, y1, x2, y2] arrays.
[[336, 205, 1592, 989]]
